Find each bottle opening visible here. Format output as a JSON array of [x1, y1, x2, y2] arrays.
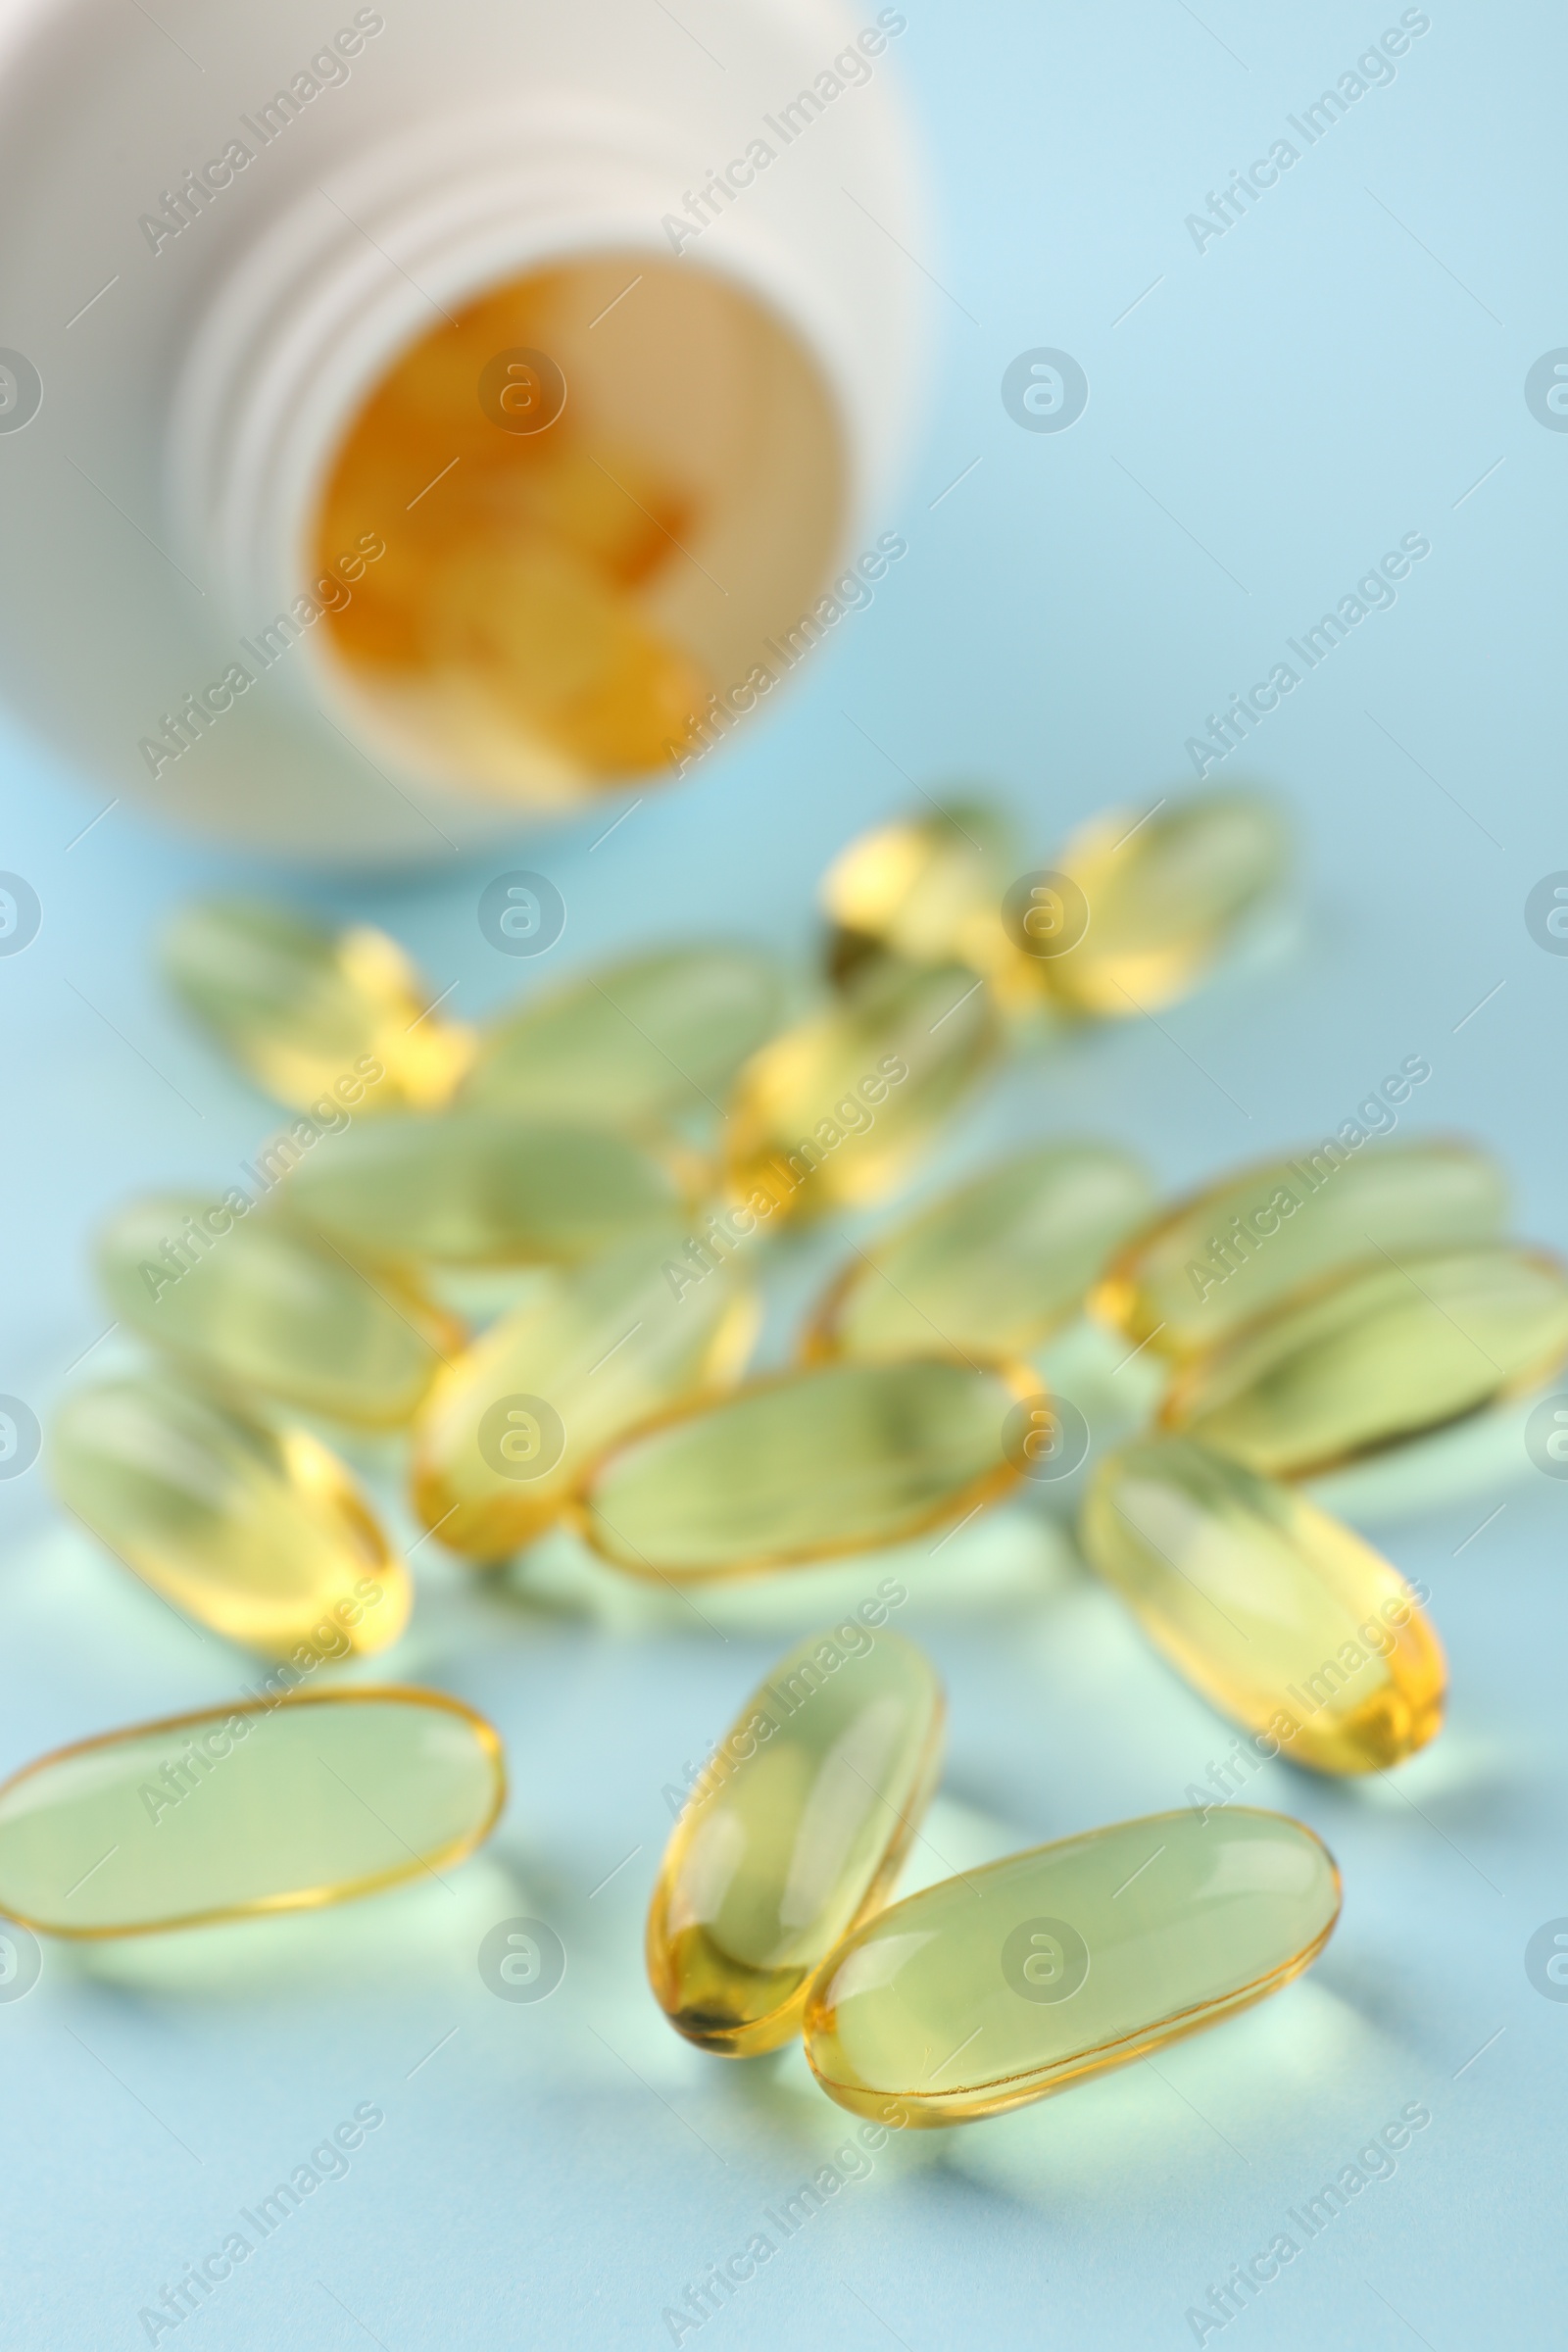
[[311, 251, 846, 808]]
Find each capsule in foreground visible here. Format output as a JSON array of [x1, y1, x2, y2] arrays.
[[804, 1808, 1341, 2126], [819, 802, 1018, 987], [649, 1622, 944, 2054]]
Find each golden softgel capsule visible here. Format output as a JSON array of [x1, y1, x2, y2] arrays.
[[100, 1196, 462, 1428], [411, 1229, 758, 1558], [1161, 1244, 1568, 1478], [804, 1141, 1154, 1364], [579, 1357, 1035, 1581], [465, 945, 783, 1133], [286, 1109, 697, 1266], [648, 1621, 944, 2055], [724, 960, 1000, 1222], [803, 1807, 1341, 2126], [819, 803, 1017, 987], [50, 1371, 411, 1662], [1093, 1134, 1506, 1361], [162, 899, 472, 1113], [1080, 1437, 1445, 1772], [0, 1689, 504, 1937]]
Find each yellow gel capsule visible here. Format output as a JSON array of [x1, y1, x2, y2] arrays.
[[286, 1109, 698, 1266], [804, 1141, 1155, 1364], [1093, 1135, 1506, 1361], [804, 1806, 1341, 2126], [410, 1229, 759, 1557], [648, 1625, 945, 2055], [99, 1196, 462, 1429], [1161, 1244, 1568, 1478], [1080, 1436, 1445, 1772], [162, 899, 473, 1113], [1020, 791, 1289, 1018], [579, 1356, 1034, 1581], [0, 1689, 504, 1937], [466, 946, 784, 1133], [50, 1372, 411, 1660], [724, 960, 1001, 1222], [819, 802, 1017, 985]]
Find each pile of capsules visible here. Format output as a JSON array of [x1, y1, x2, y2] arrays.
[[10, 783, 1566, 2130]]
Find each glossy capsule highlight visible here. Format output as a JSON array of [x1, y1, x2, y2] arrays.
[[1161, 1244, 1568, 1478], [99, 1196, 463, 1428], [1093, 1134, 1507, 1361], [411, 1228, 759, 1557], [804, 1141, 1155, 1364], [578, 1356, 1035, 1581], [648, 1622, 944, 2054], [0, 1689, 505, 1936], [819, 802, 1018, 987], [803, 1807, 1341, 2126], [1080, 1436, 1446, 1772], [162, 898, 473, 1113], [723, 959, 1000, 1222]]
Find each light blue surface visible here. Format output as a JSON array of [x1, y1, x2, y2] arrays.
[[2, 3, 1565, 2345]]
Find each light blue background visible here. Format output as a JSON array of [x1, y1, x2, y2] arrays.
[[2, 3, 1565, 2345]]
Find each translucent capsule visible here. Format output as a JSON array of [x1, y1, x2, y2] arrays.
[[410, 1229, 759, 1557], [1161, 1244, 1568, 1479], [1080, 1437, 1445, 1772], [723, 959, 1001, 1222], [162, 899, 473, 1114], [286, 1108, 698, 1266], [648, 1625, 945, 2054], [1093, 1135, 1506, 1361], [465, 945, 784, 1134], [0, 1689, 504, 1937], [1020, 791, 1289, 1018], [804, 1141, 1155, 1364], [803, 1807, 1341, 2126], [819, 802, 1018, 986], [578, 1357, 1034, 1581], [50, 1371, 412, 1660], [99, 1196, 462, 1428]]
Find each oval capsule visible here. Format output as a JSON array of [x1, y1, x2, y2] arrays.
[[724, 960, 1000, 1222], [803, 1807, 1341, 2126], [162, 898, 473, 1113], [1093, 1135, 1507, 1361], [0, 1688, 505, 1937], [1012, 791, 1288, 1019], [410, 1229, 759, 1557], [804, 1141, 1155, 1363], [286, 1108, 698, 1266], [819, 802, 1018, 987], [1161, 1244, 1568, 1478], [1080, 1436, 1445, 1772], [99, 1196, 463, 1428], [648, 1625, 945, 2055], [578, 1357, 1034, 1581], [50, 1371, 412, 1660], [465, 945, 784, 1131]]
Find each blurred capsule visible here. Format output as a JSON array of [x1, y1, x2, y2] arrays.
[[1080, 1436, 1445, 1772], [99, 1196, 462, 1428], [1005, 791, 1289, 1018], [819, 801, 1017, 987], [804, 1806, 1340, 2126], [411, 1228, 759, 1558], [466, 945, 784, 1132], [286, 1108, 700, 1266], [648, 1625, 945, 2054], [1161, 1245, 1568, 1478], [805, 1140, 1155, 1363], [50, 1370, 411, 1660], [724, 960, 1000, 1222], [578, 1356, 1034, 1582], [0, 1689, 504, 1937], [1093, 1134, 1507, 1362], [162, 899, 473, 1113]]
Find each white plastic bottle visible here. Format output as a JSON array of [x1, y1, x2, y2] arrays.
[[0, 0, 924, 859]]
